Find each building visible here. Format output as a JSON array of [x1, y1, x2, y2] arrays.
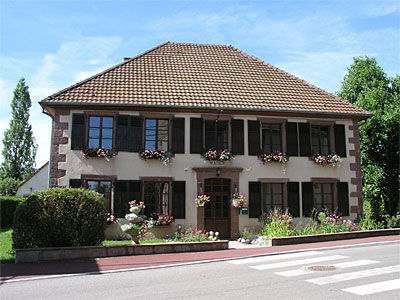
[[15, 162, 49, 197], [39, 42, 371, 238]]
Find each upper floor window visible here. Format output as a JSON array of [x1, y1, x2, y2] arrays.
[[262, 124, 282, 153], [311, 125, 330, 155], [314, 183, 333, 211], [262, 183, 283, 213], [205, 120, 228, 150], [88, 116, 114, 149], [145, 119, 169, 151]]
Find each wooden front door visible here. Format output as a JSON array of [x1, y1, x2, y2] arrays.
[[204, 178, 231, 238]]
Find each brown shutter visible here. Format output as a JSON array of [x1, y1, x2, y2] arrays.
[[172, 181, 185, 219], [69, 179, 82, 188], [115, 115, 129, 151], [287, 182, 300, 217], [334, 124, 347, 157], [249, 181, 262, 218], [190, 118, 203, 154], [171, 118, 185, 154], [302, 182, 314, 217], [337, 182, 349, 216], [71, 113, 86, 150], [248, 120, 261, 156], [231, 119, 244, 155], [286, 122, 299, 156], [299, 123, 311, 156], [129, 116, 143, 152]]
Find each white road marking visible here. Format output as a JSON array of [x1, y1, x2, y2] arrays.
[[228, 251, 322, 265], [306, 265, 400, 285], [250, 255, 348, 270], [275, 259, 379, 277], [342, 278, 400, 295]]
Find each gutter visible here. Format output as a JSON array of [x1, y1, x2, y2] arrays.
[[42, 107, 54, 189]]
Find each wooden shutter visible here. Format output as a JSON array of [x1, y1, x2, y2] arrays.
[[115, 115, 129, 151], [248, 120, 261, 156], [172, 181, 185, 219], [171, 118, 185, 154], [299, 123, 311, 156], [71, 113, 86, 150], [129, 116, 143, 152], [190, 118, 203, 154], [249, 181, 262, 218], [231, 119, 244, 155], [337, 182, 349, 216], [286, 122, 299, 156], [334, 124, 347, 157], [302, 182, 314, 217], [287, 182, 300, 217], [114, 181, 128, 218], [69, 179, 82, 188]]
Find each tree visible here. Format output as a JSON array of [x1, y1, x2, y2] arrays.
[[1, 78, 37, 181], [338, 57, 400, 217]]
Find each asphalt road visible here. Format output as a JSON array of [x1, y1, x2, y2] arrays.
[[1, 242, 399, 300]]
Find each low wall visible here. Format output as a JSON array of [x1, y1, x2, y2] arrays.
[[15, 241, 229, 264], [271, 228, 400, 246]]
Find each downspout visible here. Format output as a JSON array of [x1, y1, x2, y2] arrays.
[[42, 107, 54, 189]]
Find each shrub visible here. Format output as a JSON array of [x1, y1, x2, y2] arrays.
[[261, 209, 296, 238], [13, 188, 107, 248], [0, 178, 22, 196], [0, 196, 24, 227]]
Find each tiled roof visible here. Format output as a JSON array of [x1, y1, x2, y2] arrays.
[[41, 42, 371, 118]]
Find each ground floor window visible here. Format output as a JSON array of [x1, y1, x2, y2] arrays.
[[144, 182, 170, 216], [314, 183, 333, 211], [262, 183, 283, 213], [87, 180, 112, 212]]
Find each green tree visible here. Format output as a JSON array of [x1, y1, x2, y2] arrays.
[[1, 78, 37, 180], [338, 56, 400, 217]]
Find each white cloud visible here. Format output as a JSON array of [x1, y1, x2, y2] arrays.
[[0, 36, 122, 168]]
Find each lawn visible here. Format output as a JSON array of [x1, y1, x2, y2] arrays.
[[0, 227, 14, 264]]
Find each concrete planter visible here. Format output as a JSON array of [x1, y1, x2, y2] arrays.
[[15, 240, 229, 264], [270, 228, 400, 246]]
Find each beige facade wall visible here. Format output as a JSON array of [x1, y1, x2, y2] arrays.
[[53, 110, 360, 232]]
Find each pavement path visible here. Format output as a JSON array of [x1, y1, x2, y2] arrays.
[[1, 235, 399, 283]]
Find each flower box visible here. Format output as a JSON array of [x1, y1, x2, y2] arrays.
[[259, 152, 288, 165], [312, 153, 341, 167], [139, 150, 171, 165], [81, 147, 117, 161], [201, 149, 234, 163]]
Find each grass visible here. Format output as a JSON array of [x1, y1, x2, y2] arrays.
[[0, 227, 15, 264], [102, 240, 132, 246]]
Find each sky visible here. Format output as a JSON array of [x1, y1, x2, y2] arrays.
[[0, 0, 399, 168]]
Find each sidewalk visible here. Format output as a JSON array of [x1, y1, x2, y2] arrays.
[[1, 235, 399, 283]]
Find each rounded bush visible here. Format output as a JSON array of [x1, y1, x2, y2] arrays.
[[13, 188, 107, 249]]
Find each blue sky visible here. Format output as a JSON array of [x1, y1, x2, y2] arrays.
[[0, 0, 399, 167]]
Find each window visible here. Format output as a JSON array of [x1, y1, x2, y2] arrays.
[[205, 120, 228, 150], [314, 183, 333, 211], [88, 116, 114, 149], [87, 180, 112, 212], [262, 124, 282, 153], [311, 125, 330, 155], [262, 183, 284, 213], [143, 182, 169, 216], [145, 119, 169, 151]]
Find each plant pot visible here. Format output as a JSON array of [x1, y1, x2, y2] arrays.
[[125, 227, 140, 244]]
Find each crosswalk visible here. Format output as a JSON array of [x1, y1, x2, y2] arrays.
[[227, 251, 400, 296]]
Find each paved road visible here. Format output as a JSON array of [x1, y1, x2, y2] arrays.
[[1, 241, 399, 299]]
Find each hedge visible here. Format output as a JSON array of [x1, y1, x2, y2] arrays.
[[0, 196, 25, 227], [13, 188, 107, 249]]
